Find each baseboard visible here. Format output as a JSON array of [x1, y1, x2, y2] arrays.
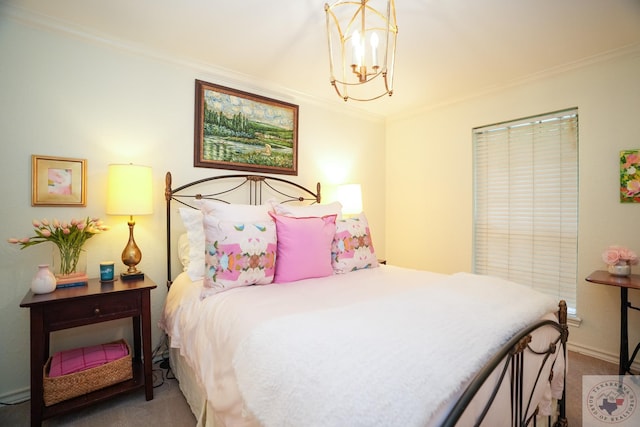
[[0, 387, 30, 406], [1, 348, 169, 407], [567, 341, 640, 372]]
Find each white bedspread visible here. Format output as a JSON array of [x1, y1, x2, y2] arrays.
[[232, 272, 557, 427], [160, 266, 560, 427]]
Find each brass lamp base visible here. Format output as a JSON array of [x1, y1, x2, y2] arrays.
[[120, 217, 144, 281]]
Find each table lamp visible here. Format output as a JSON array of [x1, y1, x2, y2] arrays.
[[106, 164, 153, 280], [336, 183, 363, 217]]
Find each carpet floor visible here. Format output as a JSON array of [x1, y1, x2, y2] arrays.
[[0, 351, 619, 426]]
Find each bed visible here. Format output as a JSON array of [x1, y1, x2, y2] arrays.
[[160, 172, 568, 427]]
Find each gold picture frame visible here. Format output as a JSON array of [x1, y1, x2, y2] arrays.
[[194, 80, 299, 175], [32, 155, 87, 206]]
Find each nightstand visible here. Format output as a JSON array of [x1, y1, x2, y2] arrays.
[[586, 270, 640, 375], [20, 276, 157, 427]]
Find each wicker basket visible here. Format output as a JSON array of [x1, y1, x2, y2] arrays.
[[43, 339, 133, 406]]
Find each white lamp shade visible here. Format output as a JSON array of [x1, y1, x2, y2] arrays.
[[107, 164, 153, 216], [336, 183, 363, 215]]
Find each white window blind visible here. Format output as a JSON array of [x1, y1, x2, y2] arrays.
[[473, 108, 578, 315]]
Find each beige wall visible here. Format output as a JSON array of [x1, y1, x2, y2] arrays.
[[385, 47, 640, 361], [0, 15, 385, 401], [2, 3, 638, 405]]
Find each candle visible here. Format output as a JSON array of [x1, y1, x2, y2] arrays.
[[370, 32, 379, 67], [352, 30, 361, 66]]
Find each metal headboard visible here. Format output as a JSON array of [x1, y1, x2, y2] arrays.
[[164, 171, 321, 288]]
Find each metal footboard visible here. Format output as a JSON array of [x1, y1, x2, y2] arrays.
[[442, 301, 568, 427]]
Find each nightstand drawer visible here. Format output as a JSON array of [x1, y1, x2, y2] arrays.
[[43, 292, 141, 330]]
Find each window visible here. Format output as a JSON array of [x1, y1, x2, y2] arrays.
[[473, 108, 578, 315]]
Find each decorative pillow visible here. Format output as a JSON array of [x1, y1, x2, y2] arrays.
[[270, 212, 337, 283], [331, 212, 379, 273], [272, 201, 342, 220], [178, 207, 205, 280], [178, 201, 273, 281], [201, 213, 277, 296]]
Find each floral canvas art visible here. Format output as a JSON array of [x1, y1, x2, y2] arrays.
[[620, 149, 640, 203]]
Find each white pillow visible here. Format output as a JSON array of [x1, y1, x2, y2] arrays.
[[178, 207, 205, 281], [199, 199, 272, 222], [177, 233, 190, 272], [272, 201, 342, 219]]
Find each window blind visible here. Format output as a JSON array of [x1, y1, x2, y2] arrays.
[[473, 108, 578, 315]]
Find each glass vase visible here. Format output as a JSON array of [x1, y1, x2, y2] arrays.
[[52, 247, 87, 280]]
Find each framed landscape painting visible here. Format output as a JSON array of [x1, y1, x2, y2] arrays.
[[194, 80, 299, 175]]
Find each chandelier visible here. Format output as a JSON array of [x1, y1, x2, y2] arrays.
[[325, 0, 398, 102]]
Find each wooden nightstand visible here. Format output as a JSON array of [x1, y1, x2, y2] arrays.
[[586, 270, 640, 375], [20, 276, 157, 427]]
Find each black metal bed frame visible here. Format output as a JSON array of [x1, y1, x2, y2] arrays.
[[164, 172, 321, 287], [163, 171, 568, 427]]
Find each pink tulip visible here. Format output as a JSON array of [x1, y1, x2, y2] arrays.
[[41, 218, 49, 226], [32, 219, 41, 228], [7, 238, 18, 243], [41, 229, 51, 237], [62, 228, 70, 235]]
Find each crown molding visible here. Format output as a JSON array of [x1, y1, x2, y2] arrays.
[[2, 4, 384, 124], [390, 42, 640, 121]]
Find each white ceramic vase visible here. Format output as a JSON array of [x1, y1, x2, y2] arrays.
[[31, 264, 56, 294], [608, 262, 631, 277]]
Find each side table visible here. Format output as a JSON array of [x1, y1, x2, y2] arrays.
[[586, 270, 640, 375], [20, 276, 157, 426]]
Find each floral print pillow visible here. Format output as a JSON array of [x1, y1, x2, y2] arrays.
[[331, 213, 379, 274], [201, 214, 277, 297]]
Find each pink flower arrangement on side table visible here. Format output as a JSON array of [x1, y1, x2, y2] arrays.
[[8, 217, 109, 276], [602, 245, 639, 266], [602, 245, 638, 276]]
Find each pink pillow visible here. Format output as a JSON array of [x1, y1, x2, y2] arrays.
[[270, 212, 337, 283], [331, 212, 379, 273], [49, 341, 129, 377]]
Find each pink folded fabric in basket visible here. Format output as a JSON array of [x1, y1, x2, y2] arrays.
[[49, 341, 129, 377]]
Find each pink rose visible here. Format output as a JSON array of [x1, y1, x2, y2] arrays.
[[602, 248, 620, 265], [626, 180, 640, 196]]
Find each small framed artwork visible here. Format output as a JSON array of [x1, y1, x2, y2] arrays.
[[32, 155, 87, 206], [620, 149, 640, 203], [194, 79, 299, 175]]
